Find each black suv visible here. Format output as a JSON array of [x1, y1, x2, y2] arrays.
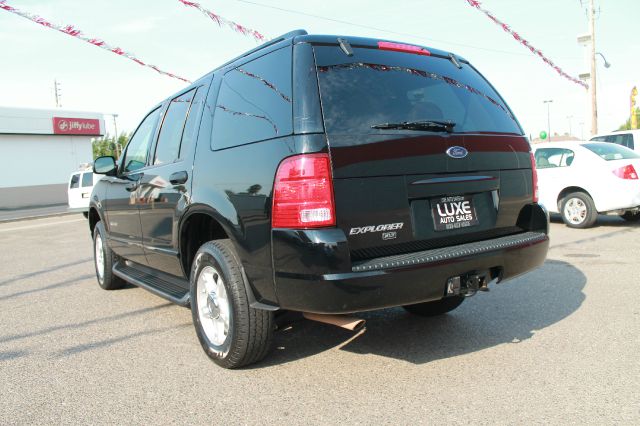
[[90, 30, 549, 368]]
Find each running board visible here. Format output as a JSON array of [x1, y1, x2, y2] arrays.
[[112, 261, 190, 306]]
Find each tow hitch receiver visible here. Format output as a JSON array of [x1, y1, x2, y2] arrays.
[[446, 272, 493, 297]]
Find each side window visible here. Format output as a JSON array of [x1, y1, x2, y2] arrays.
[[122, 108, 161, 173], [212, 47, 293, 150], [621, 134, 634, 149], [153, 88, 197, 165], [606, 134, 622, 145], [535, 148, 575, 168], [631, 135, 637, 150], [180, 87, 205, 158], [591, 136, 606, 142], [81, 172, 93, 187], [69, 174, 80, 189]]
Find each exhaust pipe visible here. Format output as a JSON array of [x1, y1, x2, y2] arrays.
[[303, 313, 366, 332]]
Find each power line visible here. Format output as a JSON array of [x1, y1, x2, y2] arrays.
[[233, 0, 533, 57]]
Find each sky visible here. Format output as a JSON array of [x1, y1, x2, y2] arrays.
[[1, 0, 637, 139]]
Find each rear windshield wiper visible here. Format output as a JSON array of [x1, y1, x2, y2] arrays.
[[371, 120, 456, 133]]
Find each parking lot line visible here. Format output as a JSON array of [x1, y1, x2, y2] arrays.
[[0, 218, 84, 233]]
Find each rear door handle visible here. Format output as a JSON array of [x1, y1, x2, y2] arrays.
[[170, 171, 188, 185], [125, 174, 143, 192], [125, 182, 139, 192]]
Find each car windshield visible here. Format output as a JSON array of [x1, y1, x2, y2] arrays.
[[582, 143, 640, 161], [314, 45, 522, 136]]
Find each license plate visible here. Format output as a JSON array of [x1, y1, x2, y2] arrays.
[[431, 195, 479, 231]]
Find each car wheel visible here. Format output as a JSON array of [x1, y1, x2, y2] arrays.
[[190, 240, 273, 369], [403, 296, 465, 317], [621, 211, 640, 222], [560, 192, 598, 228], [93, 221, 125, 290]]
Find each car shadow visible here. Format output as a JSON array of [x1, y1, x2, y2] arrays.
[[0, 257, 92, 287], [0, 303, 172, 345], [0, 274, 94, 302], [55, 323, 192, 358], [550, 213, 639, 228], [258, 259, 585, 367]]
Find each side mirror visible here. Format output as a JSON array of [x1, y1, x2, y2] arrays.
[[94, 156, 117, 175]]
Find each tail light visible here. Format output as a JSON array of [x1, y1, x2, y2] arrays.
[[377, 41, 431, 56], [272, 153, 336, 228], [530, 152, 539, 203], [612, 164, 638, 180]]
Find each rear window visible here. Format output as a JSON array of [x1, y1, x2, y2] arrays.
[[582, 143, 640, 161], [535, 148, 575, 168], [314, 45, 522, 136]]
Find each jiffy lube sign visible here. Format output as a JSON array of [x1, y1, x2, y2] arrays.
[[52, 117, 101, 135]]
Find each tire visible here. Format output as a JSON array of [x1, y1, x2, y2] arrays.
[[560, 192, 598, 229], [403, 296, 465, 317], [93, 221, 125, 290], [621, 211, 640, 222], [190, 240, 273, 369]]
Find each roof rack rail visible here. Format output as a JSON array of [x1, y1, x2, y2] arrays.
[[215, 29, 308, 71]]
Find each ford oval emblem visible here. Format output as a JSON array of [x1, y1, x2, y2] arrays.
[[446, 146, 468, 159]]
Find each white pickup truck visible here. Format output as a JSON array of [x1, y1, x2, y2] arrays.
[[67, 166, 100, 216]]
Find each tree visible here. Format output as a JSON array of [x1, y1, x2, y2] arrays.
[[618, 108, 640, 131], [92, 132, 130, 159]]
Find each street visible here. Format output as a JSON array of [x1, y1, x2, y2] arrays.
[[1, 214, 638, 424]]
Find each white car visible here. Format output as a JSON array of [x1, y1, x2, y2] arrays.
[[590, 129, 640, 152], [68, 168, 100, 215], [533, 141, 640, 228]]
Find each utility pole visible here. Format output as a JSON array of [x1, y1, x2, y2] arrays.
[[111, 114, 120, 158], [544, 100, 553, 142], [589, 0, 598, 135], [54, 79, 62, 108]]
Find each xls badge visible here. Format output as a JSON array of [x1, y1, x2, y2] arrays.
[[350, 222, 404, 239]]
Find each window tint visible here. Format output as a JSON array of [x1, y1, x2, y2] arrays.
[[122, 108, 161, 173], [583, 143, 640, 161], [180, 88, 204, 158], [81, 172, 93, 187], [605, 133, 629, 148], [314, 46, 522, 137], [535, 148, 575, 168], [69, 174, 80, 189], [212, 47, 293, 150], [154, 89, 196, 165]]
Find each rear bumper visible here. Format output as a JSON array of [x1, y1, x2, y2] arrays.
[[273, 231, 548, 314]]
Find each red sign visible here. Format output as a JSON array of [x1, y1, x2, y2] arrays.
[[52, 117, 101, 135]]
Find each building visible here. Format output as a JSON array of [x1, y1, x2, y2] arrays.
[[0, 106, 105, 209]]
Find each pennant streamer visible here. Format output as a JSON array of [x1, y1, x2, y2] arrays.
[[0, 0, 191, 83], [464, 0, 588, 89], [177, 0, 266, 42]]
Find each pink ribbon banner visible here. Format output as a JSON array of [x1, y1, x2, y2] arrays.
[[464, 0, 588, 89], [0, 0, 191, 83], [177, 0, 266, 42]]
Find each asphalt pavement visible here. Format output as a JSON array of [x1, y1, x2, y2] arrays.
[[0, 214, 638, 424]]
